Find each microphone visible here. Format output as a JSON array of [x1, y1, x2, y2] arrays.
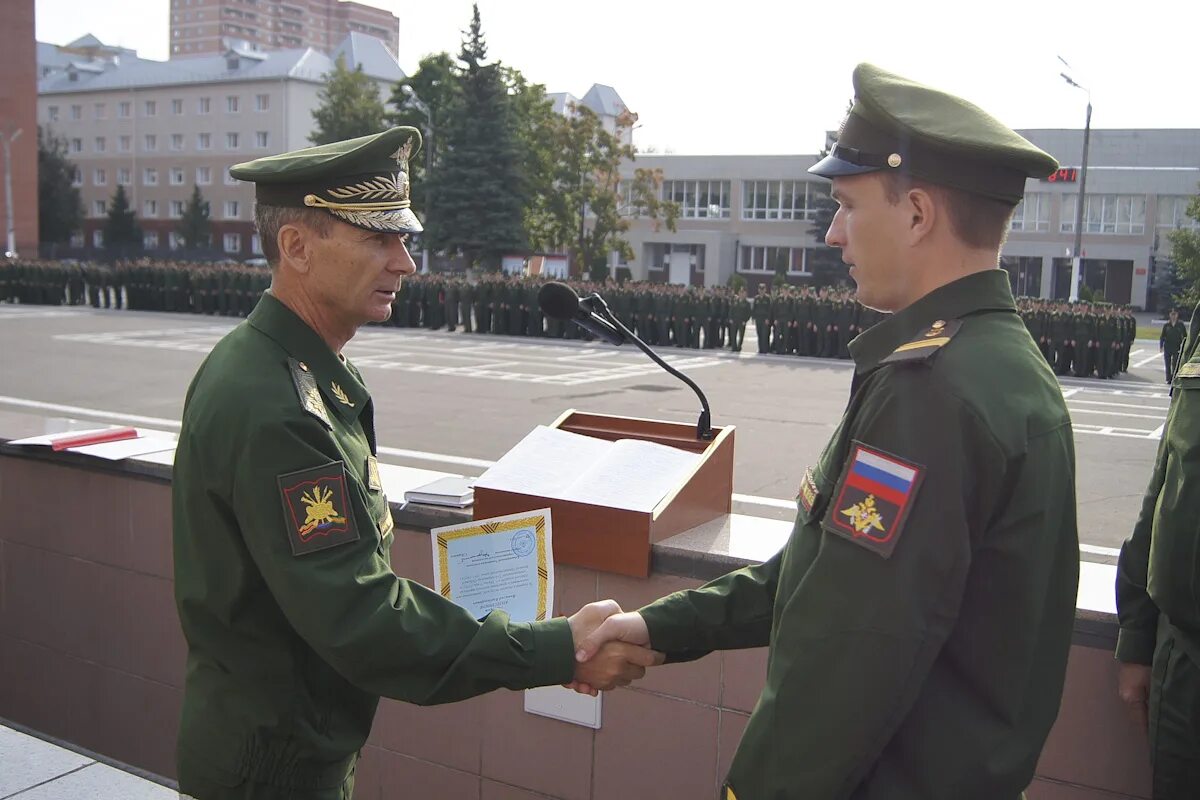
[[537, 281, 714, 440], [537, 281, 626, 346]]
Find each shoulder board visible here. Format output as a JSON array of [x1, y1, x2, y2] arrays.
[[288, 357, 333, 430], [880, 319, 963, 365]]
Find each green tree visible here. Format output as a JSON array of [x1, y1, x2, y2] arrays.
[[103, 184, 141, 252], [430, 4, 526, 268], [388, 52, 460, 213], [806, 108, 852, 287], [36, 126, 83, 245], [1168, 192, 1200, 311], [177, 184, 211, 250], [310, 55, 387, 145], [533, 105, 677, 280]]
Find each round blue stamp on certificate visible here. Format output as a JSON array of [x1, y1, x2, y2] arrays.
[[511, 529, 535, 557]]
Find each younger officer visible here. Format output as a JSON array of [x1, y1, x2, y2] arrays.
[[573, 64, 1079, 799], [172, 127, 658, 800], [1116, 303, 1200, 797], [1160, 307, 1187, 383]]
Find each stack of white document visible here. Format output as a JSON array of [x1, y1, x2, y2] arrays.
[[473, 425, 702, 513], [404, 476, 475, 508]]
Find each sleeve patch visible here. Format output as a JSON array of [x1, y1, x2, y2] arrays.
[[278, 461, 360, 556], [821, 442, 925, 559]]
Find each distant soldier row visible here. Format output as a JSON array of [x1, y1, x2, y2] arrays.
[[0, 260, 1147, 375], [1017, 297, 1139, 379]]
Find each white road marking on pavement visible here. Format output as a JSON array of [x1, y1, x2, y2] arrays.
[[733, 493, 798, 510], [1060, 388, 1080, 398], [1081, 544, 1122, 557], [1134, 353, 1164, 369], [1074, 423, 1160, 439], [0, 396, 182, 428], [1068, 408, 1165, 421]]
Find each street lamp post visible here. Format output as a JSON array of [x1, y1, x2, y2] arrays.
[[0, 128, 24, 258], [1060, 61, 1091, 302], [400, 85, 434, 274]]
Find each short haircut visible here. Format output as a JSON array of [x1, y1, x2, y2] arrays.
[[253, 204, 332, 267], [882, 173, 1017, 251]]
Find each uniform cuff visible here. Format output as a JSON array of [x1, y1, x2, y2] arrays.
[[1115, 627, 1156, 665], [526, 616, 576, 686]]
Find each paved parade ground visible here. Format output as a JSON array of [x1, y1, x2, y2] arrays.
[[0, 303, 1171, 563]]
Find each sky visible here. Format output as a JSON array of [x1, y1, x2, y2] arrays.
[[33, 0, 1200, 156]]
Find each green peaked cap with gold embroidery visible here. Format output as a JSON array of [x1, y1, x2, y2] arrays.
[[230, 126, 423, 234], [810, 63, 1058, 204]]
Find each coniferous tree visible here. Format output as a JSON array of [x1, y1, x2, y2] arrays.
[[103, 184, 141, 253], [1168, 190, 1200, 310], [430, 5, 526, 269], [310, 55, 387, 145], [178, 184, 211, 251], [37, 126, 83, 245]]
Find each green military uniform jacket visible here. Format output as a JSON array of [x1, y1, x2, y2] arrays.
[[638, 270, 1079, 799], [1117, 305, 1200, 663], [173, 292, 574, 793]]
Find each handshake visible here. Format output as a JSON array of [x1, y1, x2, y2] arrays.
[[564, 600, 664, 695]]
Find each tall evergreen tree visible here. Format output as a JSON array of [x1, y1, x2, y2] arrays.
[[37, 126, 83, 246], [1168, 189, 1200, 310], [387, 53, 461, 213], [310, 56, 387, 145], [103, 184, 141, 253], [178, 184, 212, 251], [430, 4, 526, 269], [806, 108, 851, 287]]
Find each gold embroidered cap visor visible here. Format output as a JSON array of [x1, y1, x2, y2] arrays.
[[810, 63, 1059, 204], [229, 126, 424, 234]]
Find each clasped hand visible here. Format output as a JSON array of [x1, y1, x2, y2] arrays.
[[565, 600, 661, 696]]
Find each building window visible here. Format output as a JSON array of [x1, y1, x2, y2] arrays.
[[1010, 192, 1051, 232], [94, 103, 106, 119], [93, 230, 104, 248], [224, 200, 239, 219], [168, 231, 183, 250], [741, 180, 829, 221], [144, 167, 158, 186], [47, 105, 59, 122], [198, 97, 210, 114], [226, 95, 240, 113], [663, 180, 731, 219], [171, 98, 184, 115], [171, 133, 184, 151], [117, 167, 131, 185], [144, 231, 159, 249], [224, 232, 241, 253], [251, 233, 262, 255], [1061, 194, 1146, 235], [93, 199, 107, 217], [255, 131, 269, 149], [170, 200, 185, 218], [196, 166, 211, 184], [197, 132, 211, 150], [144, 134, 158, 152], [738, 245, 809, 275], [254, 93, 269, 111], [93, 168, 106, 186], [71, 167, 82, 187], [118, 101, 131, 118], [1157, 196, 1200, 230], [144, 199, 158, 218], [70, 138, 82, 153], [170, 167, 185, 185], [70, 233, 84, 248], [119, 135, 132, 153], [70, 104, 82, 120], [224, 170, 239, 186], [226, 132, 239, 150], [94, 136, 106, 153], [144, 100, 157, 117]]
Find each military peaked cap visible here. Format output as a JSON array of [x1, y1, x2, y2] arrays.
[[810, 63, 1058, 203], [230, 126, 423, 234]]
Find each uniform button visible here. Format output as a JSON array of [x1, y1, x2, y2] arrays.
[[299, 362, 309, 371]]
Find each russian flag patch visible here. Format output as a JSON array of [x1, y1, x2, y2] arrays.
[[822, 442, 925, 559]]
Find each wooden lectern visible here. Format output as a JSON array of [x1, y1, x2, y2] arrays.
[[472, 409, 735, 577]]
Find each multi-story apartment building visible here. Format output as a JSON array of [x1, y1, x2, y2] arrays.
[[37, 33, 403, 259], [548, 85, 635, 146], [170, 0, 398, 59], [618, 129, 1200, 309], [0, 0, 38, 256]]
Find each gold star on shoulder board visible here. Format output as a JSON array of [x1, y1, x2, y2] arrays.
[[331, 382, 355, 407]]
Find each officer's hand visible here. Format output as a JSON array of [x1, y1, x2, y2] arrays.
[[565, 610, 658, 695], [1117, 662, 1152, 735], [568, 641, 663, 696]]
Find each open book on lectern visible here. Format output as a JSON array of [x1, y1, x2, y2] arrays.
[[473, 425, 703, 513]]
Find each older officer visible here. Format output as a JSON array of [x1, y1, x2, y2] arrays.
[[573, 64, 1079, 799], [172, 127, 657, 800], [1116, 303, 1200, 797]]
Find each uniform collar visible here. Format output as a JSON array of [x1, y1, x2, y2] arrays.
[[849, 269, 1016, 374], [248, 292, 370, 421]]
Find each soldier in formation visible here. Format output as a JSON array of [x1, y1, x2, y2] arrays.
[[1016, 296, 1137, 379]]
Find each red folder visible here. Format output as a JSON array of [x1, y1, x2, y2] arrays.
[[49, 427, 139, 451]]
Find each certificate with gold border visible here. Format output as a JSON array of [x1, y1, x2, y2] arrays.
[[431, 508, 553, 624]]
